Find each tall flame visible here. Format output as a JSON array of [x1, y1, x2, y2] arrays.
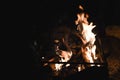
[[54, 5, 98, 71], [75, 5, 97, 66]]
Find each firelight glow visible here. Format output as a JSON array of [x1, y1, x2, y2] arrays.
[[75, 5, 97, 66]]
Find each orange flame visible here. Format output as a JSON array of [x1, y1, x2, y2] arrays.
[[75, 5, 97, 66], [55, 50, 72, 71]]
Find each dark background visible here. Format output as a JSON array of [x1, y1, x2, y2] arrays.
[[31, 0, 120, 40], [3, 1, 119, 80], [31, 0, 120, 26]]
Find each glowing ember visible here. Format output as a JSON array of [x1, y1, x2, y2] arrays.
[[75, 5, 97, 66], [78, 64, 81, 72], [55, 50, 72, 71]]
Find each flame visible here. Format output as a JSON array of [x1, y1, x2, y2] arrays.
[[79, 5, 84, 11], [55, 50, 72, 71], [75, 5, 97, 66], [53, 5, 99, 71]]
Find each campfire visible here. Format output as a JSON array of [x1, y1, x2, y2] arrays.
[[41, 5, 108, 80], [45, 5, 104, 70]]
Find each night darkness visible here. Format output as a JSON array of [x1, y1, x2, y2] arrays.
[[31, 0, 120, 80], [32, 0, 120, 27], [31, 0, 120, 42]]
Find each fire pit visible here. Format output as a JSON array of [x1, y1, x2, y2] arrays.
[[40, 5, 109, 80]]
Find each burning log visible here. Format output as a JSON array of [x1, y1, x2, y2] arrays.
[[39, 5, 108, 80], [42, 37, 73, 71], [53, 38, 73, 71]]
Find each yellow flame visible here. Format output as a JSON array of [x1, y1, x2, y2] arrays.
[[55, 51, 72, 71], [75, 6, 97, 66]]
